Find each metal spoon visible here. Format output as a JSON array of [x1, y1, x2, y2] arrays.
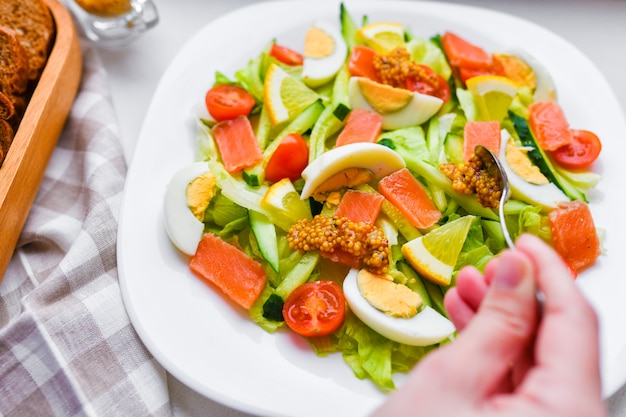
[[475, 145, 546, 305], [474, 145, 515, 248]]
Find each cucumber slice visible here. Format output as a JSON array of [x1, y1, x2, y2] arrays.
[[444, 132, 464, 164], [333, 102, 351, 121], [249, 210, 280, 273], [340, 3, 359, 49], [276, 252, 320, 299], [397, 261, 431, 307]]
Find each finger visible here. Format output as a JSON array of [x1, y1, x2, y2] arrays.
[[444, 266, 489, 331], [483, 255, 501, 286], [514, 234, 603, 398], [456, 265, 489, 311], [443, 288, 475, 331], [444, 249, 539, 398]]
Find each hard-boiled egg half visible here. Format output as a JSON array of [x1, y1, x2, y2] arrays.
[[343, 269, 455, 346], [499, 129, 568, 209], [301, 20, 347, 88], [348, 76, 443, 130], [300, 142, 406, 199], [505, 48, 557, 102], [163, 161, 216, 256]]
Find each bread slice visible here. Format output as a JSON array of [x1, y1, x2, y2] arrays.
[[0, 119, 14, 167], [0, 92, 15, 121], [0, 27, 30, 95], [0, 0, 54, 80]]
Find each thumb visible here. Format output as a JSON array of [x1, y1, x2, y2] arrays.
[[448, 249, 539, 398]]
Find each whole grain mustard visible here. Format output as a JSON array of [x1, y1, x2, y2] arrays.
[[75, 0, 132, 18]]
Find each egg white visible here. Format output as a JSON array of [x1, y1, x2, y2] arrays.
[[343, 269, 455, 346], [499, 130, 568, 210], [163, 161, 210, 256], [302, 20, 347, 88], [300, 142, 406, 199], [348, 77, 443, 130]]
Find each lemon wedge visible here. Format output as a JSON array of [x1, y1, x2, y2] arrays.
[[466, 75, 518, 122], [261, 178, 312, 230], [264, 63, 319, 126], [356, 22, 405, 54], [401, 215, 475, 286]]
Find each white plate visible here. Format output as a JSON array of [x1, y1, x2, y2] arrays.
[[118, 1, 626, 415]]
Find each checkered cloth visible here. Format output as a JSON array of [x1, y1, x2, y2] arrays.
[[0, 41, 170, 416]]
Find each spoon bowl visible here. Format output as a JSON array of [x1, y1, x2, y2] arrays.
[[474, 145, 515, 248]]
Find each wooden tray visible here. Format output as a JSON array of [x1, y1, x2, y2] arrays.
[[0, 0, 82, 280]]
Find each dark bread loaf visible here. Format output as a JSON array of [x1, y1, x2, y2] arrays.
[[0, 0, 54, 80], [0, 0, 54, 167]]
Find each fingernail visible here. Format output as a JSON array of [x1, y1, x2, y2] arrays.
[[493, 254, 525, 290]]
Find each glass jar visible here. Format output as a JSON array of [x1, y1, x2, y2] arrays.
[[66, 0, 158, 47]]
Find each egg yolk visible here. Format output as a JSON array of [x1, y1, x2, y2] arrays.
[[186, 172, 216, 221], [304, 27, 335, 58], [505, 138, 548, 185], [357, 269, 422, 318]]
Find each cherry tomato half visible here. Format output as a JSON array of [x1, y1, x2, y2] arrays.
[[205, 84, 256, 122], [404, 64, 451, 104], [270, 43, 304, 66], [264, 133, 309, 183], [283, 280, 346, 337], [550, 129, 602, 169]]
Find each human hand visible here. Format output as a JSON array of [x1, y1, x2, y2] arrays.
[[372, 234, 606, 417]]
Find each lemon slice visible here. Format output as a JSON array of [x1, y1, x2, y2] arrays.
[[401, 215, 475, 286], [356, 22, 405, 53], [261, 178, 312, 230], [466, 75, 518, 122], [264, 63, 319, 126]]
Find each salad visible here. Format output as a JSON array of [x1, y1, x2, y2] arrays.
[[162, 4, 603, 391]]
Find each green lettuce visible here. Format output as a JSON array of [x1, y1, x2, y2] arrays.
[[321, 312, 436, 391]]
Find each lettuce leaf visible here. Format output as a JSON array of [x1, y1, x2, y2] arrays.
[[313, 312, 435, 391]]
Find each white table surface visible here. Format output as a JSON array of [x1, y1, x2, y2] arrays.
[[94, 0, 626, 415]]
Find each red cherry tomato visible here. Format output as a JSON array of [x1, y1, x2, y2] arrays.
[[269, 43, 304, 66], [264, 133, 309, 183], [205, 84, 256, 122], [550, 129, 602, 169], [283, 281, 346, 337], [404, 64, 451, 103]]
